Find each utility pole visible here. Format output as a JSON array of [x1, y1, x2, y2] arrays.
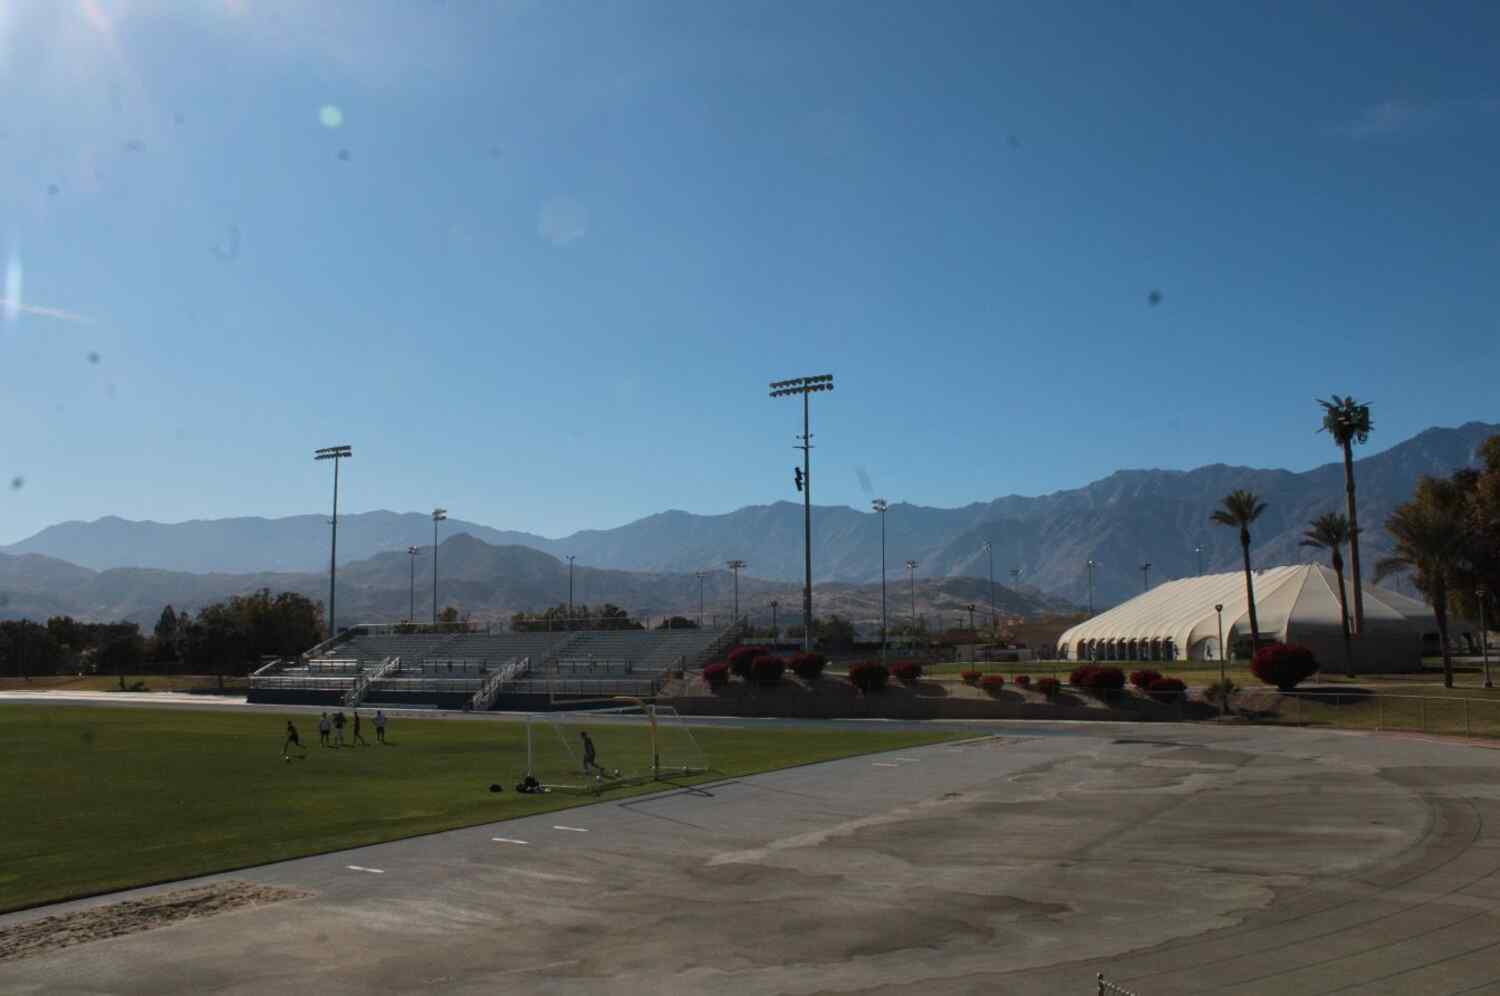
[[1140, 561, 1152, 592], [873, 499, 888, 662], [1087, 559, 1101, 616], [314, 445, 352, 638], [696, 571, 706, 629], [982, 540, 996, 631], [432, 507, 447, 627], [906, 560, 918, 638], [770, 374, 833, 651], [966, 603, 976, 632], [770, 599, 780, 642]]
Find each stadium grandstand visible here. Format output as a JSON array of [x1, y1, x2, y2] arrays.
[[248, 623, 739, 710]]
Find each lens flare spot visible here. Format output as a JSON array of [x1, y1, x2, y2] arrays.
[[3, 246, 20, 324], [319, 105, 344, 129]]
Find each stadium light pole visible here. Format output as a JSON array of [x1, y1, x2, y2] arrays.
[[770, 373, 833, 651], [1479, 584, 1491, 689], [905, 560, 918, 637], [981, 540, 997, 633], [873, 499, 888, 662], [1195, 545, 1204, 577], [567, 555, 576, 631], [1140, 561, 1152, 592], [313, 445, 352, 638], [1215, 602, 1226, 719], [432, 508, 447, 627], [696, 571, 706, 629], [770, 599, 780, 642], [965, 603, 976, 632], [727, 560, 747, 627], [407, 546, 418, 623], [1087, 559, 1101, 616]]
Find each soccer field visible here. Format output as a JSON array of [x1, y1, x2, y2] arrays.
[[0, 705, 962, 913]]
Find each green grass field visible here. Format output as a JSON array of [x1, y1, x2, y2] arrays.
[[0, 705, 962, 914]]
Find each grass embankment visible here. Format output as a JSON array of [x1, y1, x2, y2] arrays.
[[0, 674, 248, 693], [0, 705, 961, 914]]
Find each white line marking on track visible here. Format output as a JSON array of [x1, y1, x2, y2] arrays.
[[871, 762, 900, 767], [494, 959, 581, 977], [346, 865, 384, 874], [492, 837, 529, 845], [890, 756, 920, 761], [553, 825, 589, 832]]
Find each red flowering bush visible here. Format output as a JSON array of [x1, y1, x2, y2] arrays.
[[702, 661, 730, 690], [1069, 665, 1097, 687], [788, 652, 827, 681], [1071, 665, 1126, 696], [727, 645, 765, 679], [750, 655, 786, 687], [1147, 676, 1187, 704], [1036, 677, 1061, 699], [848, 661, 890, 693], [1251, 643, 1318, 691], [1129, 669, 1164, 691], [979, 674, 1005, 694], [960, 669, 982, 685], [1012, 674, 1032, 689], [891, 660, 924, 685]]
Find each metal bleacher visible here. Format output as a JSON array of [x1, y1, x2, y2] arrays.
[[250, 625, 736, 709]]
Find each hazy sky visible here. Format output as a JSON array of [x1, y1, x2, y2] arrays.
[[2, 1, 1496, 544]]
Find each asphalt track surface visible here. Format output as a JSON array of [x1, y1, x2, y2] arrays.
[[6, 697, 1500, 993]]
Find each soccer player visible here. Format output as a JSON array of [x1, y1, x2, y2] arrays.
[[352, 710, 368, 746], [283, 720, 306, 759], [318, 712, 331, 747], [580, 731, 604, 777], [332, 710, 345, 747], [374, 709, 387, 744]]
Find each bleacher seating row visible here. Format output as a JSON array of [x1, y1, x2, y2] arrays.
[[250, 626, 738, 710]]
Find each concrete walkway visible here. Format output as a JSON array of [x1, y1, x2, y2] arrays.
[[5, 721, 1500, 993]]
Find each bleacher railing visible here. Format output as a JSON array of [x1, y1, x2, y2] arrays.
[[470, 656, 530, 712], [344, 655, 399, 708]]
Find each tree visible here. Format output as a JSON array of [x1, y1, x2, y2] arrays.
[[1300, 512, 1356, 676], [655, 616, 699, 630], [1211, 489, 1268, 652], [154, 605, 179, 651], [438, 606, 460, 625], [1376, 476, 1470, 687], [97, 629, 146, 688], [1319, 395, 1373, 634]]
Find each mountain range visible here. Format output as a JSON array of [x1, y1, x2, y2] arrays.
[[4, 420, 1495, 612]]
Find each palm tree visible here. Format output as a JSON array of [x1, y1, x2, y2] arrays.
[[1300, 512, 1355, 676], [1319, 395, 1373, 635], [1376, 478, 1469, 688], [1211, 490, 1268, 653]]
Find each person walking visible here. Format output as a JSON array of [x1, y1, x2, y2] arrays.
[[374, 709, 387, 744], [580, 731, 605, 778], [318, 712, 331, 748], [332, 710, 345, 747], [283, 720, 307, 760], [352, 710, 368, 746]]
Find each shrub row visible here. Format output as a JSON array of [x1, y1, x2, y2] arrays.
[[1069, 665, 1126, 694], [848, 661, 890, 693], [1146, 676, 1187, 704], [1129, 669, 1163, 691], [979, 674, 1005, 693], [890, 660, 923, 685]]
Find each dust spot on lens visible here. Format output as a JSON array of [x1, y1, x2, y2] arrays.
[[9, 475, 22, 490], [47, 183, 60, 197], [124, 139, 144, 153], [1148, 289, 1163, 306], [88, 351, 101, 364], [337, 149, 351, 162]]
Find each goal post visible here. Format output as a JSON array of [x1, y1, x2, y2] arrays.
[[519, 702, 708, 794]]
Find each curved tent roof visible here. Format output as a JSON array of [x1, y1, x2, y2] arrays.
[[1057, 565, 1437, 668]]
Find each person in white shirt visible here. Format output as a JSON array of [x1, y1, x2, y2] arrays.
[[374, 710, 387, 744]]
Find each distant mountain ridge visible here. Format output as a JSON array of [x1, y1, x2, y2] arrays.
[[5, 420, 1495, 607]]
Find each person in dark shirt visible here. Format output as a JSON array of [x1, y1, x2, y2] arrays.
[[283, 720, 306, 759], [352, 710, 368, 746], [332, 710, 345, 747], [580, 731, 604, 777]]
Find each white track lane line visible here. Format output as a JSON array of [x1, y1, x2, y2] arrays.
[[492, 837, 529, 845], [346, 865, 385, 874], [890, 756, 920, 761], [871, 762, 900, 767], [553, 825, 589, 832]]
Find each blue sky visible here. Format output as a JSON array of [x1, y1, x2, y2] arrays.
[[2, 0, 1496, 545]]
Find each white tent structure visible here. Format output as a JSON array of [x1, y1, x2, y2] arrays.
[[1057, 565, 1438, 673]]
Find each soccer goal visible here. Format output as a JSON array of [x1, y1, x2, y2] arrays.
[[519, 701, 709, 794]]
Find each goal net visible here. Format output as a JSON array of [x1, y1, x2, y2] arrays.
[[519, 703, 709, 794]]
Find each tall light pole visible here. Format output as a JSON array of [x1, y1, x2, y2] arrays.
[[873, 499, 889, 661], [770, 599, 780, 642], [905, 560, 918, 637], [1010, 567, 1022, 591], [726, 560, 747, 626], [1215, 602, 1226, 719], [965, 603, 976, 632], [1140, 561, 1152, 592], [696, 571, 706, 628], [770, 373, 834, 651], [432, 507, 447, 627], [1087, 559, 1101, 616], [982, 540, 996, 631], [313, 445, 352, 638], [1195, 545, 1204, 577], [407, 546, 418, 623], [1479, 584, 1491, 689], [567, 555, 576, 630]]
